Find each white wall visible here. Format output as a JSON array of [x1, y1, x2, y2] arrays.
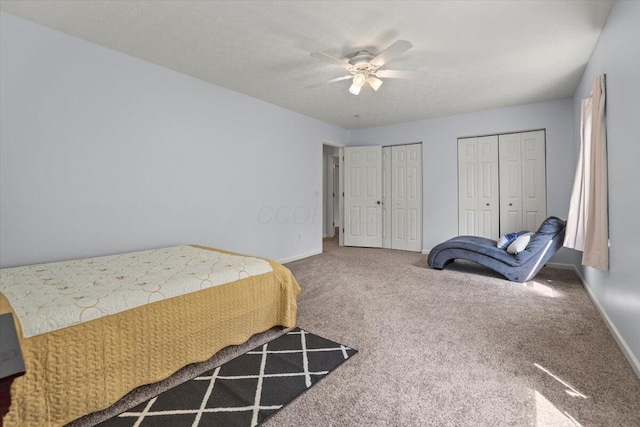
[[350, 98, 578, 264], [0, 13, 349, 267], [571, 0, 640, 374]]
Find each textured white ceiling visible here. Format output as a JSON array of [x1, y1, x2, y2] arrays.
[[0, 1, 613, 130]]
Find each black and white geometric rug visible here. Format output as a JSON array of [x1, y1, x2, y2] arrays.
[[99, 328, 357, 427]]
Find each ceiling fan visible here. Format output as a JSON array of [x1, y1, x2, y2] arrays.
[[306, 40, 426, 95]]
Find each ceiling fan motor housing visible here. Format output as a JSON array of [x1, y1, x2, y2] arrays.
[[349, 51, 378, 75]]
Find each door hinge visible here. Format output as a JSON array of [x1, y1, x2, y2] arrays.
[[342, 192, 345, 197]]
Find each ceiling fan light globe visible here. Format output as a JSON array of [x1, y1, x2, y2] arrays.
[[367, 76, 383, 91], [349, 83, 361, 95], [353, 73, 367, 88]]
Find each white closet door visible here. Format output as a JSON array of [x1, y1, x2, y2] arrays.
[[405, 144, 423, 252], [477, 136, 499, 239], [521, 130, 547, 231], [499, 133, 523, 234], [458, 137, 498, 238], [391, 144, 422, 251], [392, 145, 407, 250], [458, 137, 478, 236], [382, 147, 392, 249], [344, 146, 383, 247], [499, 131, 546, 234]]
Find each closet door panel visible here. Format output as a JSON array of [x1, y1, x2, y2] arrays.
[[499, 134, 523, 234], [477, 136, 499, 239], [381, 147, 392, 248], [521, 130, 547, 232], [459, 136, 498, 239], [390, 144, 422, 251], [392, 145, 407, 250], [409, 208, 419, 244], [344, 146, 383, 247], [458, 138, 478, 236], [459, 131, 546, 238], [405, 144, 422, 251], [464, 210, 477, 236]]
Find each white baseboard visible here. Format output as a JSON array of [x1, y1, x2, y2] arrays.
[[545, 262, 576, 270], [277, 249, 322, 264], [421, 249, 430, 255], [548, 263, 640, 380]]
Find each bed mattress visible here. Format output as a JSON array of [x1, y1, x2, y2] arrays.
[[0, 245, 273, 338], [0, 245, 300, 426]]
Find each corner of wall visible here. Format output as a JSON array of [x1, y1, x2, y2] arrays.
[[573, 265, 640, 380]]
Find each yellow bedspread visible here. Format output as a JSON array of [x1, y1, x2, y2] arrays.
[[0, 245, 300, 427]]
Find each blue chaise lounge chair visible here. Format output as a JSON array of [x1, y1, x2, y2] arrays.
[[427, 217, 566, 282]]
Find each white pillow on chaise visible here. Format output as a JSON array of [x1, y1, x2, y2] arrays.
[[507, 232, 534, 255]]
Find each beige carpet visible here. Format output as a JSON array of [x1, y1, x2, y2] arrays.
[[73, 236, 640, 426], [267, 237, 640, 426]]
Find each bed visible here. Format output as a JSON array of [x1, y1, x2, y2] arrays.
[[0, 245, 300, 426], [427, 217, 566, 282]]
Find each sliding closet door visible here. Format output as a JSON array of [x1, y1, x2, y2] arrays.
[[458, 136, 499, 239]]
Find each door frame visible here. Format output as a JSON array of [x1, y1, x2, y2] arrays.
[[324, 154, 340, 238], [321, 141, 345, 248], [331, 154, 340, 237], [326, 154, 335, 238]]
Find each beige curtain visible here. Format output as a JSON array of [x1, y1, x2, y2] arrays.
[[564, 74, 609, 270]]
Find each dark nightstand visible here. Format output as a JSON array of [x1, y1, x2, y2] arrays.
[[0, 313, 25, 426]]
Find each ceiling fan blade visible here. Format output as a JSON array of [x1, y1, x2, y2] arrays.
[[375, 69, 428, 80], [370, 40, 413, 67], [305, 75, 352, 89], [310, 52, 353, 70]]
